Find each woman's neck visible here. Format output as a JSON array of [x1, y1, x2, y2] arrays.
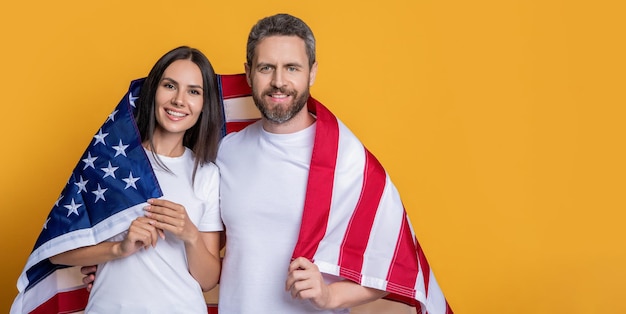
[[143, 132, 185, 157]]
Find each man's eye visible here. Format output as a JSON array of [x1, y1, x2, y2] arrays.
[[287, 67, 297, 72], [259, 66, 271, 72]]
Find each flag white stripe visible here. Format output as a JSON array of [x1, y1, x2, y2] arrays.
[[361, 176, 405, 287], [425, 270, 447, 313], [223, 97, 259, 121]]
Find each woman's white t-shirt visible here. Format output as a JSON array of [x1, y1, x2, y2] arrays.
[[86, 148, 222, 314]]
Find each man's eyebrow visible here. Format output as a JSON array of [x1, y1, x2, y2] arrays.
[[255, 62, 275, 68], [255, 62, 304, 69], [284, 62, 304, 68]]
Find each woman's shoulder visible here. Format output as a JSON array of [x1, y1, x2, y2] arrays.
[[185, 148, 219, 178], [195, 159, 219, 177], [192, 160, 219, 200]]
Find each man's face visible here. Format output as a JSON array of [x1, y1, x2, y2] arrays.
[[245, 35, 317, 124]]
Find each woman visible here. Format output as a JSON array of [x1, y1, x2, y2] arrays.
[[50, 46, 223, 313]]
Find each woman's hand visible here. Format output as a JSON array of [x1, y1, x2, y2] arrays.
[[118, 216, 163, 257], [144, 198, 198, 244]]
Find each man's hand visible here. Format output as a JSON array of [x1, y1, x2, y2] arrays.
[[286, 257, 389, 310], [285, 257, 332, 309], [80, 265, 97, 292]]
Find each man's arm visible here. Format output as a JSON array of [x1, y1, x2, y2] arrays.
[[286, 257, 388, 309]]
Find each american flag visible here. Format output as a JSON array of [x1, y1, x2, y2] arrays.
[[11, 74, 452, 313]]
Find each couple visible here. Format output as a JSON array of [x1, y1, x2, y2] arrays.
[[12, 13, 452, 314]]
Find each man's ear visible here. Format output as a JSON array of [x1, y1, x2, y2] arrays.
[[309, 62, 318, 86], [244, 63, 252, 87]]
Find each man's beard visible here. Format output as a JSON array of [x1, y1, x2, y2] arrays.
[[251, 86, 310, 124]]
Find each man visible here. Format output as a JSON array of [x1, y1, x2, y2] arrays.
[[215, 14, 388, 313], [215, 13, 451, 313]]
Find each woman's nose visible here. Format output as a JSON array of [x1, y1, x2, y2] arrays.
[[172, 93, 184, 106]]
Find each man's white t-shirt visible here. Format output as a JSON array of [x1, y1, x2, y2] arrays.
[[86, 148, 222, 314], [217, 121, 347, 314]]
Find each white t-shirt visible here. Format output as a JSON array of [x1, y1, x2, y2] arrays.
[[86, 148, 222, 314], [217, 121, 347, 314]]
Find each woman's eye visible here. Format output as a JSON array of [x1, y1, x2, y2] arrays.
[[189, 89, 201, 95]]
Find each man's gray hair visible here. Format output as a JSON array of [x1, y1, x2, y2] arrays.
[[246, 13, 316, 68]]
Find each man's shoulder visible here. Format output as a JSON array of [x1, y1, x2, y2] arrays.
[[218, 121, 262, 157]]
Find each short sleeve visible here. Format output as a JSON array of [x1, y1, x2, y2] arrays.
[[193, 162, 223, 232]]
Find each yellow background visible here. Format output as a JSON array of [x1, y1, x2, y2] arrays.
[[1, 0, 625, 313]]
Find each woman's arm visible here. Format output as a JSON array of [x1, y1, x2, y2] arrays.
[[49, 216, 161, 266], [185, 231, 221, 291]]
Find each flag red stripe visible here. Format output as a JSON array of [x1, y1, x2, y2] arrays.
[[446, 302, 454, 314], [292, 98, 339, 259], [30, 288, 88, 314], [225, 121, 256, 133], [219, 74, 250, 99], [386, 214, 420, 298], [385, 293, 422, 312], [207, 304, 219, 314], [338, 149, 386, 282], [416, 235, 431, 297]]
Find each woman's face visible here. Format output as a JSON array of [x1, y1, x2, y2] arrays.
[[153, 59, 204, 137]]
